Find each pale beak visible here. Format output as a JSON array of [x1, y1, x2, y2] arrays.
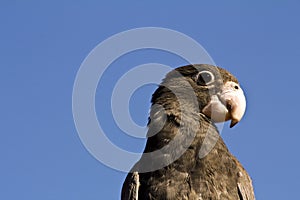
[[202, 81, 246, 128]]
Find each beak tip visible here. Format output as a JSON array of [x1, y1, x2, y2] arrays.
[[230, 119, 239, 128]]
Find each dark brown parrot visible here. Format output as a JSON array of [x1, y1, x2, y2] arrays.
[[121, 64, 255, 200]]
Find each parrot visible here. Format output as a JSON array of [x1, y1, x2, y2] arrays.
[[121, 64, 255, 200]]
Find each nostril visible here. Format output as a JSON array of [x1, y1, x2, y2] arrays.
[[226, 101, 232, 111], [227, 104, 232, 111]]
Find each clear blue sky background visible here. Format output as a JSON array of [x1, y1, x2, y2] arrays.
[[1, 1, 300, 199]]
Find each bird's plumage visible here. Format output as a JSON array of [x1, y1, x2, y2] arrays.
[[122, 64, 255, 200]]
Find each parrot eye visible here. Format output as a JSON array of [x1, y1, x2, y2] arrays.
[[197, 71, 215, 86]]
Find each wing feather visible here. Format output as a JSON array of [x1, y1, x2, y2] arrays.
[[121, 172, 140, 200]]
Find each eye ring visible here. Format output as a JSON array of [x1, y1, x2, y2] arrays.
[[196, 70, 215, 86]]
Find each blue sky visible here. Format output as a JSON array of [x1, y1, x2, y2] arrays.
[[1, 1, 300, 199]]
